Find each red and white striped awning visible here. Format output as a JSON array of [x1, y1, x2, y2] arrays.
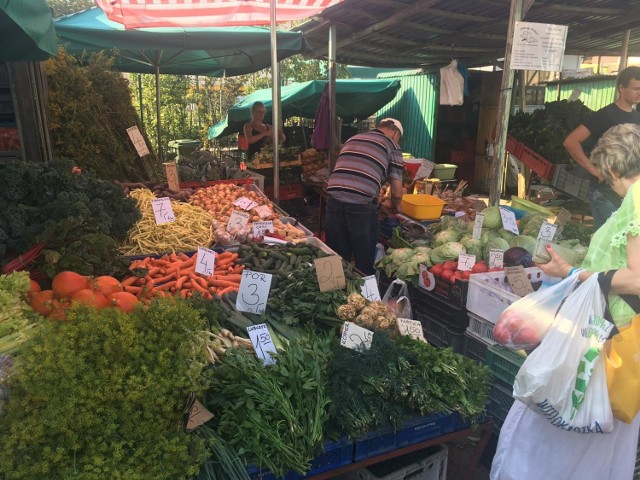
[[95, 0, 343, 28]]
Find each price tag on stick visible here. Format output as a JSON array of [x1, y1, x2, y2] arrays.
[[489, 249, 504, 269], [252, 221, 274, 238], [415, 159, 436, 179], [537, 221, 558, 242], [236, 270, 273, 314], [505, 265, 534, 296], [195, 247, 216, 277], [340, 322, 374, 351], [314, 256, 346, 292], [151, 197, 176, 224], [247, 323, 278, 365], [397, 318, 427, 342], [227, 210, 250, 232], [361, 275, 381, 302], [457, 254, 476, 272], [164, 162, 180, 192], [472, 213, 484, 240], [500, 207, 519, 235]]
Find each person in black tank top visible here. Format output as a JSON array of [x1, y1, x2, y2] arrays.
[[243, 101, 286, 160]]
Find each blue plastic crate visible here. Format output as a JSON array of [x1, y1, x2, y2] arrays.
[[395, 413, 454, 447], [286, 437, 353, 479], [451, 412, 489, 432], [247, 465, 281, 480], [354, 428, 398, 461]]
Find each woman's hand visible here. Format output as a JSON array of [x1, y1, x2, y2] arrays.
[[537, 245, 572, 278]]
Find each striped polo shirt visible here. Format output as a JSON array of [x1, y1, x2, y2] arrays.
[[326, 129, 404, 204]]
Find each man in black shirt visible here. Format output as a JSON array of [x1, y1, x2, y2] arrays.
[[563, 66, 640, 228]]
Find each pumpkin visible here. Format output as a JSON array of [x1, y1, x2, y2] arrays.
[[106, 292, 139, 313], [52, 271, 88, 299], [71, 289, 108, 309], [48, 299, 70, 321], [29, 279, 42, 295], [90, 276, 123, 297], [30, 289, 55, 316]]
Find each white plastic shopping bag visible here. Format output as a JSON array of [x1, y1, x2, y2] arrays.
[[382, 279, 412, 319], [493, 271, 581, 350], [439, 60, 464, 106], [513, 275, 615, 433]]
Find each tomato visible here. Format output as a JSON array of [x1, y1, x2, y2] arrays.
[[440, 269, 454, 282], [471, 262, 489, 273], [489, 267, 504, 272], [443, 260, 457, 271], [430, 263, 444, 277], [461, 271, 472, 280]]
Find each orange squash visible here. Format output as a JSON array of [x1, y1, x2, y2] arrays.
[[48, 299, 70, 321], [30, 289, 55, 316], [90, 276, 123, 297], [29, 279, 42, 295], [106, 291, 139, 313], [52, 271, 88, 299], [71, 289, 108, 309]]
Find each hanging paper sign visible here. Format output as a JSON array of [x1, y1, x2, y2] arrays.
[[418, 264, 435, 291], [397, 318, 427, 342], [537, 221, 558, 242], [233, 196, 258, 211], [151, 197, 176, 224], [510, 21, 568, 72], [457, 254, 476, 272], [551, 207, 572, 239], [500, 207, 519, 235], [226, 210, 250, 232], [472, 213, 484, 240], [252, 221, 274, 238], [254, 205, 273, 219], [314, 256, 346, 292], [340, 322, 373, 351], [247, 323, 278, 365], [164, 162, 180, 192], [489, 249, 504, 269], [236, 270, 273, 315], [361, 275, 381, 302], [126, 125, 150, 157], [414, 159, 436, 179], [505, 265, 534, 296], [194, 247, 216, 277], [184, 397, 214, 433]]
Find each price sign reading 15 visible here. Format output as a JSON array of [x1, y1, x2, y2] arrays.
[[236, 270, 273, 315], [397, 318, 427, 342], [151, 197, 176, 225], [247, 323, 277, 365]]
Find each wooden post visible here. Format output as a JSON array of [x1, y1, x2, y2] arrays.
[[619, 30, 630, 71], [328, 24, 337, 173], [517, 69, 531, 199], [489, 0, 523, 206]]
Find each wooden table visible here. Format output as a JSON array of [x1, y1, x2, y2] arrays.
[[305, 419, 494, 480]]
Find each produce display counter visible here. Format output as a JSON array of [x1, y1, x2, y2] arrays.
[[305, 419, 493, 480]]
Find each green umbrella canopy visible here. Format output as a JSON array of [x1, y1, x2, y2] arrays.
[[208, 79, 401, 138], [0, 0, 57, 61], [54, 7, 309, 76]]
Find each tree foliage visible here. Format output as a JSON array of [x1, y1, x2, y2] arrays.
[[46, 0, 94, 17]]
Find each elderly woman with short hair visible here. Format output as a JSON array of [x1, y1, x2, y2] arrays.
[[491, 123, 640, 480]]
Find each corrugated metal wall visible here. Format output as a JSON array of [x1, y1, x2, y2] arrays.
[[375, 70, 438, 159], [544, 77, 616, 111]]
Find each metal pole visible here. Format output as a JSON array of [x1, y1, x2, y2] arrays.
[[619, 30, 631, 72], [270, 0, 280, 203], [155, 63, 162, 160], [489, 0, 523, 206], [328, 24, 337, 172], [138, 74, 144, 125]]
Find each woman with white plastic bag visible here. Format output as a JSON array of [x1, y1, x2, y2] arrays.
[[491, 124, 640, 480]]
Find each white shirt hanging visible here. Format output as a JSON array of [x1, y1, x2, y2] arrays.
[[439, 59, 464, 106]]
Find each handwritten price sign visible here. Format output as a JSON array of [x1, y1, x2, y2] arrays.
[[537, 221, 558, 242], [499, 207, 519, 235], [254, 205, 272, 219], [226, 210, 250, 232], [195, 247, 216, 277], [314, 256, 346, 292], [252, 221, 274, 238], [472, 213, 484, 240], [340, 322, 373, 351], [489, 249, 504, 269], [236, 270, 273, 315], [457, 254, 476, 272], [185, 397, 214, 432], [151, 197, 176, 225], [360, 275, 381, 302], [415, 159, 436, 179], [247, 323, 278, 365], [233, 196, 258, 211], [164, 162, 180, 192], [397, 318, 427, 342]]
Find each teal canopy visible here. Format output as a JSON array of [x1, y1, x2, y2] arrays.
[[54, 7, 309, 76], [208, 79, 401, 138], [0, 0, 57, 61]]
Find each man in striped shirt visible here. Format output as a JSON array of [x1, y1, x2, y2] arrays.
[[325, 118, 405, 275]]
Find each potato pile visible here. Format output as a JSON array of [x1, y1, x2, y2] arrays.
[[300, 148, 328, 177]]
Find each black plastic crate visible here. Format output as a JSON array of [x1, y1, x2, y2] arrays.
[[417, 311, 466, 353], [411, 286, 469, 333], [463, 329, 493, 364], [486, 382, 515, 433]]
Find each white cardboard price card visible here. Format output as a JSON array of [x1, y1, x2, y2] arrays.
[[415, 159, 436, 179], [195, 247, 216, 277], [499, 207, 519, 235], [233, 196, 258, 211], [126, 125, 150, 157], [254, 205, 272, 219], [537, 221, 558, 242], [164, 162, 180, 192], [418, 264, 435, 291], [457, 254, 476, 272], [397, 318, 427, 342], [472, 213, 484, 240], [151, 197, 176, 225], [252, 221, 274, 238], [489, 249, 504, 269], [247, 323, 278, 365], [361, 275, 381, 302], [236, 270, 273, 315], [314, 256, 346, 292], [226, 210, 250, 232], [340, 321, 374, 351]]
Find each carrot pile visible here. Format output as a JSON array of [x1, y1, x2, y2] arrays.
[[122, 251, 244, 301]]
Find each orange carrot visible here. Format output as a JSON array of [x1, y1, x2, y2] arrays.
[[209, 279, 240, 289], [146, 267, 162, 277], [216, 251, 235, 261], [179, 289, 189, 299], [156, 281, 177, 291], [190, 280, 209, 296], [124, 285, 143, 295], [217, 285, 236, 296], [121, 276, 141, 287], [175, 275, 190, 290], [213, 274, 242, 283]]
